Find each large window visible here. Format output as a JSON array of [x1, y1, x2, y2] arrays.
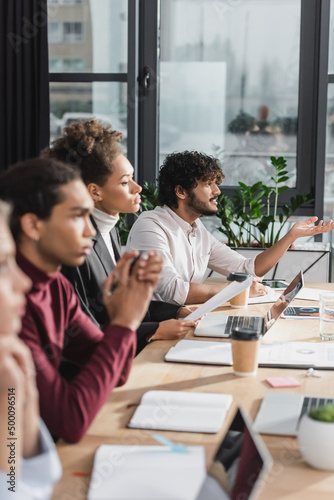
[[48, 0, 129, 154], [159, 0, 301, 188], [47, 0, 330, 222]]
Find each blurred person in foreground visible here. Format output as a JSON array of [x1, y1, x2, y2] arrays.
[[0, 158, 162, 443], [0, 200, 62, 499]]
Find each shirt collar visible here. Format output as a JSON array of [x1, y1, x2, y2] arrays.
[[162, 205, 199, 235], [16, 251, 59, 288]]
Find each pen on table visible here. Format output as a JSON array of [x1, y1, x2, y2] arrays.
[[152, 433, 189, 453]]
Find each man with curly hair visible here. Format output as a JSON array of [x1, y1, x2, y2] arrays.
[[42, 120, 197, 353], [127, 151, 334, 305]]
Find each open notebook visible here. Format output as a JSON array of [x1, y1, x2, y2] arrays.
[[87, 407, 272, 500], [128, 390, 233, 433]]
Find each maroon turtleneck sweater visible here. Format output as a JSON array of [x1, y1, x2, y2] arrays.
[[17, 252, 136, 443]]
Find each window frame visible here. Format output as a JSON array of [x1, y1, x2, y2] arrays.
[[47, 0, 331, 223], [63, 21, 85, 43], [137, 0, 330, 220], [48, 0, 138, 175]]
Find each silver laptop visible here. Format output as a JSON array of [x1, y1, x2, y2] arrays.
[[194, 271, 304, 338], [197, 407, 272, 500], [253, 392, 334, 436]]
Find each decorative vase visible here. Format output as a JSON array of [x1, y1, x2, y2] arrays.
[[297, 414, 334, 470]]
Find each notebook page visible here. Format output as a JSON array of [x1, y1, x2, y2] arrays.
[[128, 390, 233, 433], [87, 445, 206, 500]]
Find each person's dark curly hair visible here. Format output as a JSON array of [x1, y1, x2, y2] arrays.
[[42, 119, 124, 186], [158, 151, 224, 208], [0, 158, 81, 243]]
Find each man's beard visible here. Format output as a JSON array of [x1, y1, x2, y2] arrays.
[[187, 191, 218, 216]]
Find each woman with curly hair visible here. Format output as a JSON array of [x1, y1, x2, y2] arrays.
[[42, 119, 197, 354]]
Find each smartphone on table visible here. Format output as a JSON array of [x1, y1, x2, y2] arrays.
[[262, 279, 289, 289]]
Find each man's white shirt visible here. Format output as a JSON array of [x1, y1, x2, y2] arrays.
[[126, 205, 256, 304]]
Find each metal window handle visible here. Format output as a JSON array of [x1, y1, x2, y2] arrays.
[[139, 66, 150, 96]]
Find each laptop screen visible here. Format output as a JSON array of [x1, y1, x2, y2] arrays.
[[266, 271, 304, 328], [197, 407, 272, 500]]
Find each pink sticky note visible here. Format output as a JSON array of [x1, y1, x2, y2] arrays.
[[266, 376, 301, 388]]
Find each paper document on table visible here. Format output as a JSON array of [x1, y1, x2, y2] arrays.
[[185, 276, 253, 321], [294, 288, 328, 301], [87, 444, 206, 500], [258, 341, 334, 369], [165, 339, 334, 369], [248, 289, 280, 304]]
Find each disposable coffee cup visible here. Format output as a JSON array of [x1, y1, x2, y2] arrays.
[[227, 272, 251, 308], [230, 327, 261, 376]]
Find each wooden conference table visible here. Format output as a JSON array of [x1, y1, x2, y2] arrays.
[[53, 282, 334, 500]]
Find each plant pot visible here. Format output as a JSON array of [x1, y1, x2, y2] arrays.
[[233, 242, 331, 282], [297, 414, 334, 470]]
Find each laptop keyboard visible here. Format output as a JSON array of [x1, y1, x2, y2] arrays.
[[225, 316, 263, 336], [299, 397, 334, 423]]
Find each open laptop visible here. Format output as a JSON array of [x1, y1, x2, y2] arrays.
[[194, 271, 304, 338], [253, 392, 334, 436], [196, 406, 272, 500]]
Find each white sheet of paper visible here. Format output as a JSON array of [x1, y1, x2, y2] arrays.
[[87, 445, 206, 500], [294, 287, 328, 301], [165, 339, 334, 369], [185, 276, 253, 321], [248, 289, 280, 304], [258, 341, 334, 367]]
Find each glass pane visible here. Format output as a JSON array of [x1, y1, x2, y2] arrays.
[[49, 82, 127, 154], [324, 83, 334, 279], [324, 85, 334, 221], [47, 0, 128, 73], [159, 0, 301, 188], [328, 1, 334, 73]]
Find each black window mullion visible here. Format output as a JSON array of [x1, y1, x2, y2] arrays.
[[293, 0, 330, 221], [314, 0, 330, 225], [49, 73, 127, 82], [127, 0, 139, 178], [137, 0, 159, 186]]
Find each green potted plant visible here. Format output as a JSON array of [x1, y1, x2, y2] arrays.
[[298, 403, 334, 470], [216, 156, 313, 248], [228, 110, 256, 135]]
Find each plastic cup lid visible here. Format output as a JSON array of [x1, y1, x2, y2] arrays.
[[230, 327, 261, 341], [227, 272, 250, 282]]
